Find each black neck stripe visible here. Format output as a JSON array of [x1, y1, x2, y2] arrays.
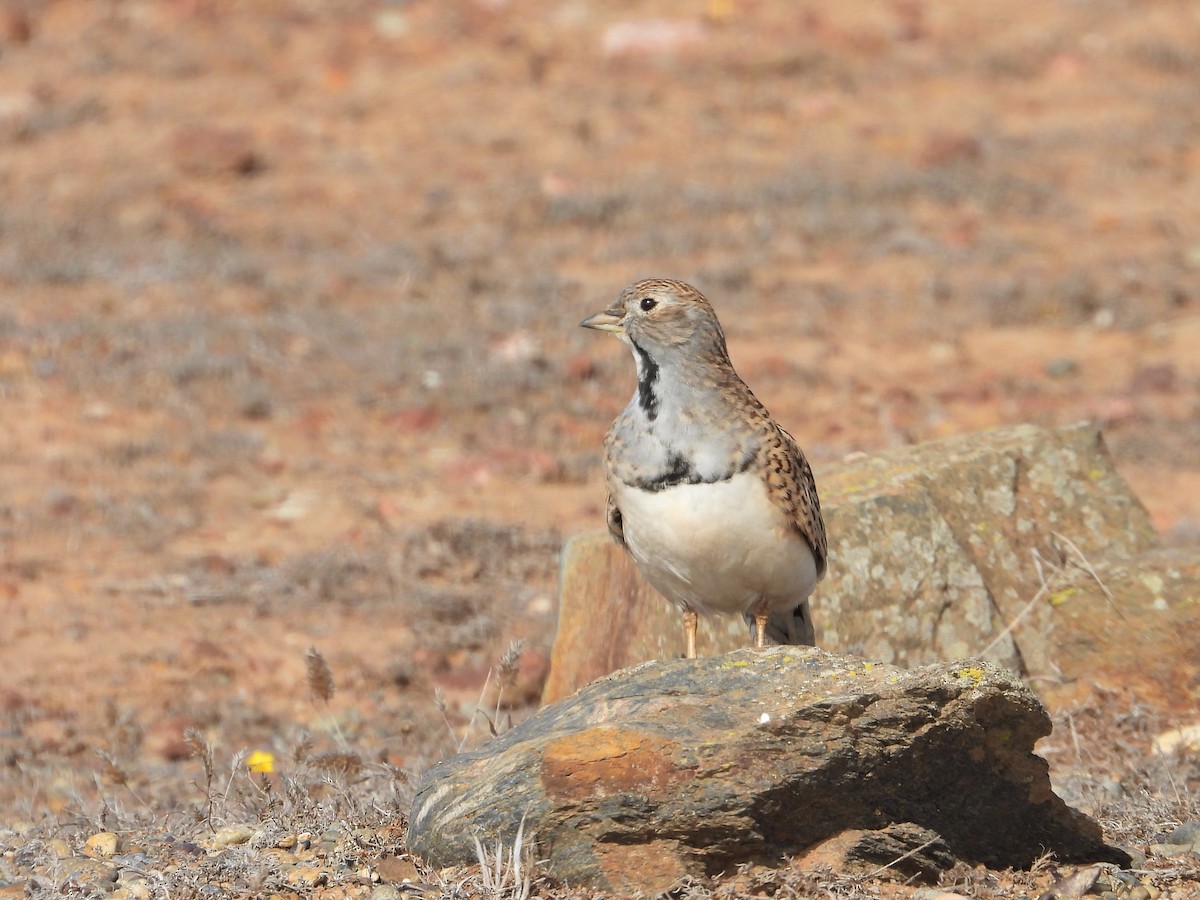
[[631, 339, 660, 422]]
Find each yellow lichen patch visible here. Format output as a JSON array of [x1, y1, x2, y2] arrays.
[[721, 660, 751, 668], [1048, 587, 1078, 607], [955, 666, 985, 684]]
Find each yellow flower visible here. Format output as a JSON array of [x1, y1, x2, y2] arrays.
[[246, 750, 275, 774]]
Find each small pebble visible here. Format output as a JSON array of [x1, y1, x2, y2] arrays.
[[1045, 357, 1080, 378], [1165, 821, 1200, 847], [83, 832, 120, 859], [48, 838, 72, 859], [287, 865, 328, 888], [206, 824, 254, 849], [1108, 870, 1139, 888], [374, 856, 419, 884], [371, 886, 403, 900], [1052, 865, 1100, 898], [112, 853, 152, 868]]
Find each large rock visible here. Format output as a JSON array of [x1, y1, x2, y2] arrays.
[[409, 648, 1128, 893], [544, 423, 1158, 703], [1039, 547, 1200, 710]]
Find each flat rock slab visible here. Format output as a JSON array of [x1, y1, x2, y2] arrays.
[[409, 648, 1127, 893], [544, 423, 1158, 702]]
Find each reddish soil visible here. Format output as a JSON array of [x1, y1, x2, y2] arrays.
[[1, 0, 1198, 891]]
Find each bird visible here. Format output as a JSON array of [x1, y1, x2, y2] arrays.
[[581, 278, 828, 659]]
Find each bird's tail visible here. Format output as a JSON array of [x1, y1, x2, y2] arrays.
[[745, 600, 816, 646]]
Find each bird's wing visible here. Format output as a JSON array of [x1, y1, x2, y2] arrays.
[[760, 424, 828, 579], [606, 491, 626, 547]]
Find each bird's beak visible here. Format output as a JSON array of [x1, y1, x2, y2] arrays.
[[580, 307, 625, 333]]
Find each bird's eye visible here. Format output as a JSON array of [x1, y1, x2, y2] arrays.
[[639, 297, 657, 311]]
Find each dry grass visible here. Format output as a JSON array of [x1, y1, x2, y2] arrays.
[[2, 648, 1196, 899]]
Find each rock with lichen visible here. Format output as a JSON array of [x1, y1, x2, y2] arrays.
[[544, 423, 1159, 703], [408, 647, 1129, 893]]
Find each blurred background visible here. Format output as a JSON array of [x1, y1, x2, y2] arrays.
[[1, 0, 1198, 820]]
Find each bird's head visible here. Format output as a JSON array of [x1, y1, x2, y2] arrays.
[[580, 278, 730, 365]]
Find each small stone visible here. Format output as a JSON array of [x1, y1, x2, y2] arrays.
[[142, 716, 195, 761], [1151, 819, 1200, 857], [172, 840, 205, 857], [0, 8, 33, 44], [1045, 357, 1080, 378], [287, 866, 328, 888], [371, 887, 403, 900], [1051, 865, 1100, 898], [238, 383, 273, 420], [0, 90, 36, 142], [917, 132, 982, 167], [59, 857, 119, 889], [601, 18, 706, 59], [170, 124, 259, 176], [1164, 821, 1200, 847], [48, 838, 72, 859], [112, 853, 152, 868], [276, 834, 298, 849], [1127, 886, 1153, 900], [1095, 777, 1124, 801], [83, 832, 119, 859], [206, 824, 255, 848], [375, 856, 419, 884]]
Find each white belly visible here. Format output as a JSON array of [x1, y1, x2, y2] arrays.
[[613, 471, 818, 617]]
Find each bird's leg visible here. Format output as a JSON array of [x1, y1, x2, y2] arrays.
[[683, 608, 698, 659], [753, 613, 769, 649]]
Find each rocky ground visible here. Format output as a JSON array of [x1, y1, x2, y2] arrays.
[[1, 0, 1198, 897]]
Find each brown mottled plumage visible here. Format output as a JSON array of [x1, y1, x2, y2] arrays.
[[581, 278, 827, 658]]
